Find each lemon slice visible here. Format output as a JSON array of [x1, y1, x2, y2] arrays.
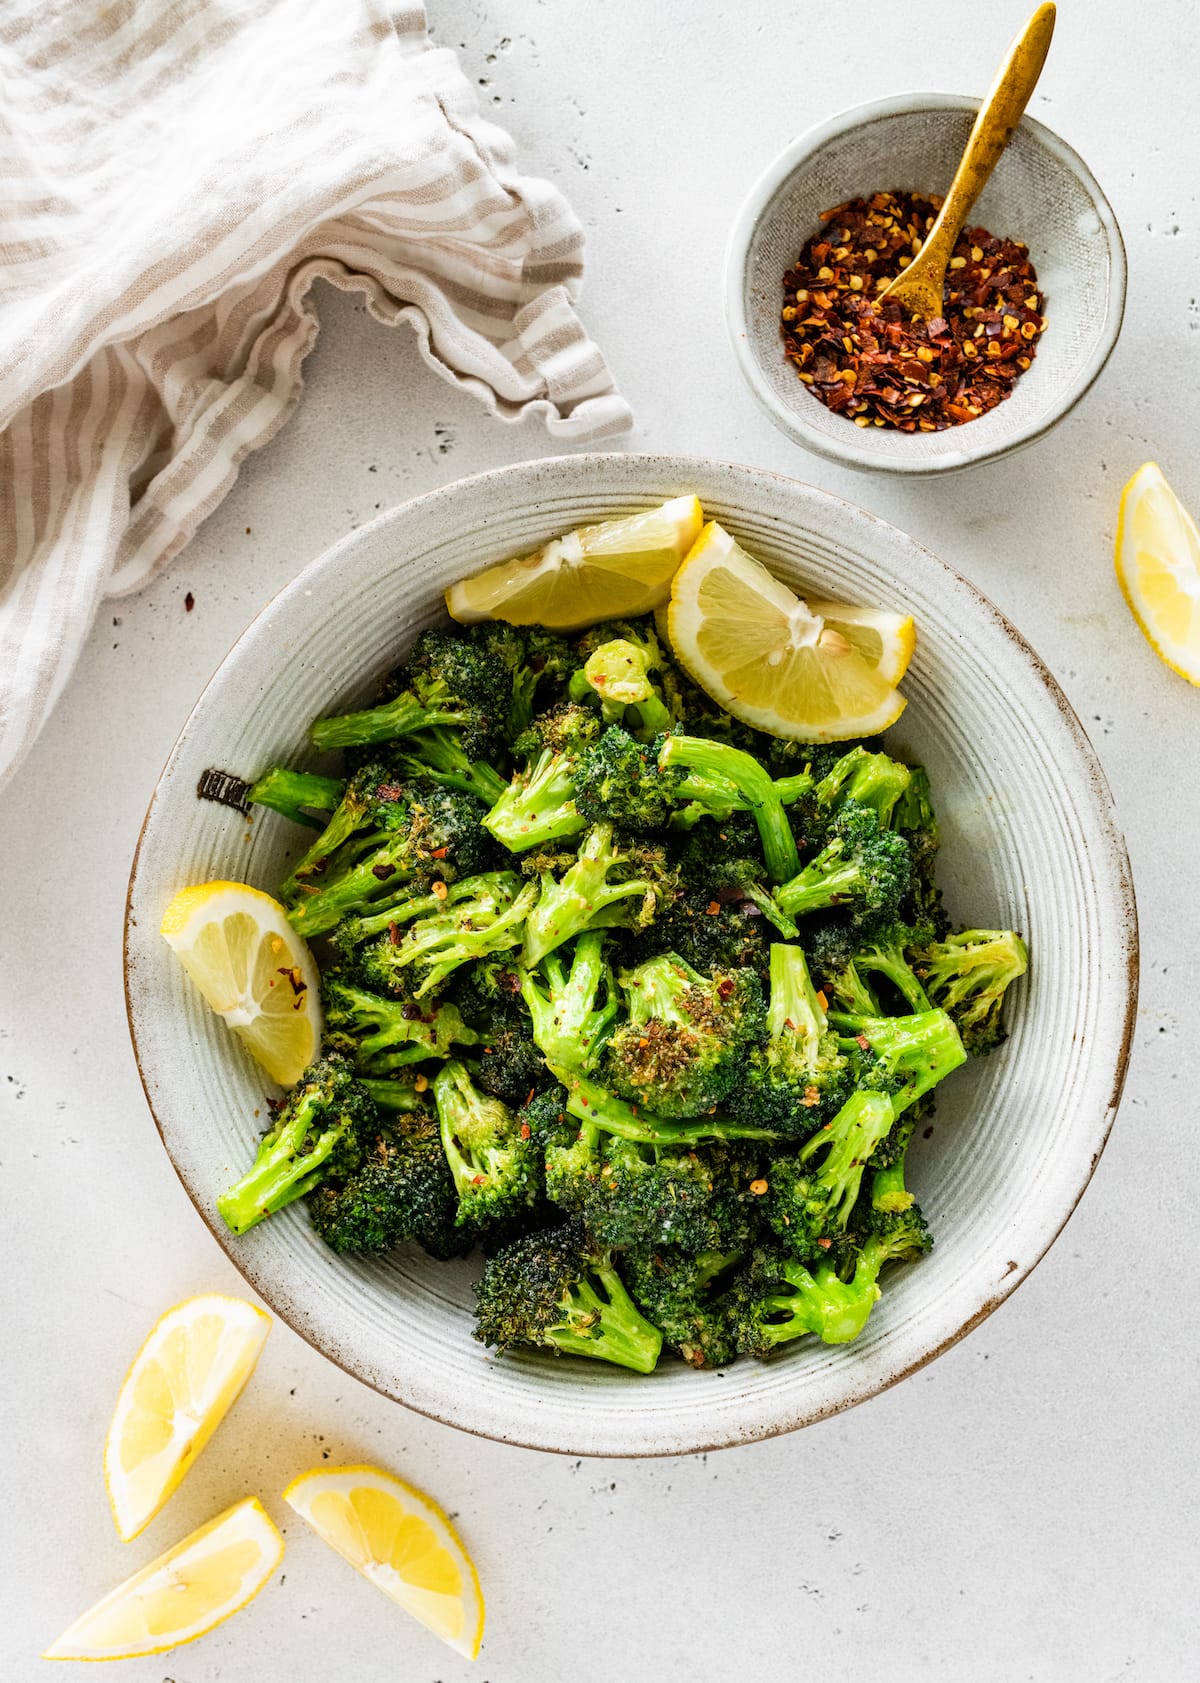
[[160, 881, 321, 1085], [445, 495, 702, 631], [105, 1295, 271, 1542], [668, 522, 908, 741], [800, 599, 915, 686], [43, 1497, 283, 1661], [284, 1464, 485, 1660], [1115, 461, 1200, 686]]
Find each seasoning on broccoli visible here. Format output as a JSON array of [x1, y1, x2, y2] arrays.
[[602, 952, 764, 1119]]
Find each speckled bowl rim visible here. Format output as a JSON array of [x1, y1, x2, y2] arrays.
[[124, 453, 1139, 1455], [724, 93, 1128, 475]]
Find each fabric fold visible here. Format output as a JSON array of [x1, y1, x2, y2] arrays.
[[0, 0, 631, 789]]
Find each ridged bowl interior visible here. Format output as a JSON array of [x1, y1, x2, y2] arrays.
[[726, 96, 1126, 474], [125, 454, 1136, 1455]]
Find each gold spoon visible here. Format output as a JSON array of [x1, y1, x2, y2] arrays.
[[879, 2, 1056, 320]]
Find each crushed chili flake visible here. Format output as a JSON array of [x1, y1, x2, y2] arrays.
[[781, 190, 1045, 432], [375, 782, 405, 803]]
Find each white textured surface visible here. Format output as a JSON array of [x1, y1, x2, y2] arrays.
[[1, 0, 1197, 1676]]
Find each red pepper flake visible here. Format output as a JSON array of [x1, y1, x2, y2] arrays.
[[815, 989, 828, 1010], [856, 1033, 871, 1051], [519, 1122, 531, 1140], [431, 881, 449, 900], [816, 1237, 833, 1250], [802, 1085, 821, 1108], [716, 978, 735, 1000], [184, 591, 195, 612], [375, 782, 405, 803], [705, 901, 721, 916], [780, 190, 1045, 432], [428, 846, 449, 859], [277, 966, 306, 998], [470, 1174, 487, 1186], [387, 921, 400, 947]]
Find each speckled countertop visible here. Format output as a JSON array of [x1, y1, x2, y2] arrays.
[[3, 2, 1197, 1679]]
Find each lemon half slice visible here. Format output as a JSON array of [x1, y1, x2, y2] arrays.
[[44, 1497, 283, 1661], [160, 881, 321, 1085], [668, 522, 909, 741], [1115, 461, 1200, 686], [445, 495, 702, 630], [284, 1464, 485, 1660], [105, 1294, 271, 1542]]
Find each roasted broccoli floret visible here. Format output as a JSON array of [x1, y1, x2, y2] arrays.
[[849, 925, 932, 1013], [247, 767, 344, 829], [473, 1219, 663, 1372], [894, 764, 946, 933], [309, 628, 509, 757], [390, 726, 508, 805], [731, 1207, 930, 1354], [284, 772, 494, 940], [829, 1008, 968, 1116], [764, 1090, 897, 1258], [552, 1135, 757, 1253], [518, 932, 619, 1071], [674, 811, 799, 938], [914, 929, 1029, 1054], [217, 1056, 376, 1235], [623, 1245, 745, 1369], [467, 621, 577, 741], [813, 745, 912, 827], [321, 973, 480, 1071], [730, 943, 852, 1135], [482, 705, 600, 852], [775, 801, 911, 934], [433, 1060, 542, 1234], [522, 823, 677, 965], [350, 872, 539, 998], [658, 734, 799, 883], [307, 1101, 468, 1259], [568, 628, 677, 739], [572, 726, 683, 831], [602, 952, 765, 1119]]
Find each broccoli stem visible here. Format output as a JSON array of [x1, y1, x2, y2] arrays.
[[552, 1067, 778, 1145], [520, 933, 617, 1071], [247, 767, 345, 829], [871, 1151, 915, 1214], [360, 1078, 424, 1111], [753, 1255, 882, 1347], [217, 1099, 346, 1235], [310, 694, 467, 752], [775, 838, 862, 916], [766, 942, 827, 1046], [657, 736, 799, 883], [829, 1008, 967, 1115], [483, 749, 588, 852], [395, 727, 508, 805], [549, 1267, 664, 1373]]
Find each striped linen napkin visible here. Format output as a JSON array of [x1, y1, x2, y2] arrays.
[[0, 0, 631, 792]]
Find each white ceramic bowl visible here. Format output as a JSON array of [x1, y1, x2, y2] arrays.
[[726, 95, 1126, 474], [125, 454, 1136, 1456]]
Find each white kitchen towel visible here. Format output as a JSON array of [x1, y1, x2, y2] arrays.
[[0, 0, 632, 791]]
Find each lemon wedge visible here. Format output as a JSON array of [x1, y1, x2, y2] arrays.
[[160, 881, 321, 1085], [105, 1295, 271, 1543], [1115, 461, 1200, 686], [668, 521, 909, 740], [284, 1464, 485, 1660], [445, 496, 702, 631], [43, 1497, 283, 1661]]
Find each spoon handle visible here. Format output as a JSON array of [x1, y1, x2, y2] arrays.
[[883, 3, 1056, 315]]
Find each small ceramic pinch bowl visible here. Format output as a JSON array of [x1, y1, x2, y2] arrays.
[[125, 454, 1136, 1456], [726, 93, 1126, 474]]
